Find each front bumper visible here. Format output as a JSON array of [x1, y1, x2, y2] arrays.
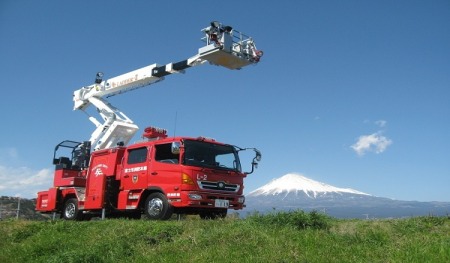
[[168, 191, 245, 210]]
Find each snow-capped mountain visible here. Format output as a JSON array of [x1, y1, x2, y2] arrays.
[[243, 173, 450, 219], [248, 173, 369, 198]]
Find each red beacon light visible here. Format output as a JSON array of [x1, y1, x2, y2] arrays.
[[143, 126, 168, 139]]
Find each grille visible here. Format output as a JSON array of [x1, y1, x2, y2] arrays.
[[198, 181, 240, 192]]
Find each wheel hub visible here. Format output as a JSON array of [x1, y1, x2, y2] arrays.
[[148, 198, 163, 216]]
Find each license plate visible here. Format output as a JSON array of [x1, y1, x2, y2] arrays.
[[214, 199, 229, 208]]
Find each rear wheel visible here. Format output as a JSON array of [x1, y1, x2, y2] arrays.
[[63, 198, 83, 220], [145, 193, 173, 220]]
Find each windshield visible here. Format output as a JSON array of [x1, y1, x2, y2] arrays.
[[183, 140, 241, 172]]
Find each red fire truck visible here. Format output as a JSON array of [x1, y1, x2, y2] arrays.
[[36, 21, 262, 220]]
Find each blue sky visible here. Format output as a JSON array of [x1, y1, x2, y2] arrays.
[[1, 1, 449, 202]]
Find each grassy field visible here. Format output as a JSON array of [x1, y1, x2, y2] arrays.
[[1, 211, 449, 263]]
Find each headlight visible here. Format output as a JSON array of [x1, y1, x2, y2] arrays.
[[238, 197, 245, 203]]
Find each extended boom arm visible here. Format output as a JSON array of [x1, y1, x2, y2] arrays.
[[73, 21, 262, 151]]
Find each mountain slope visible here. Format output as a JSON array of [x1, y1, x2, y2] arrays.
[[244, 173, 450, 219], [248, 173, 369, 198]]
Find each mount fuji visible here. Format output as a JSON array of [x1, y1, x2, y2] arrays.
[[248, 173, 369, 198], [243, 173, 450, 219]]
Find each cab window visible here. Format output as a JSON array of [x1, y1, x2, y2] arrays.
[[155, 143, 179, 164], [127, 147, 148, 164]]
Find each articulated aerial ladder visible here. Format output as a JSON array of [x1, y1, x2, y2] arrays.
[[73, 21, 263, 151]]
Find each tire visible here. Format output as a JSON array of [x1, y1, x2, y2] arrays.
[[144, 193, 173, 220], [199, 209, 227, 220], [63, 198, 83, 220]]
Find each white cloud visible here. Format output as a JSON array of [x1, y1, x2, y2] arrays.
[[0, 148, 53, 198], [0, 165, 53, 198], [375, 120, 387, 128], [351, 132, 393, 156]]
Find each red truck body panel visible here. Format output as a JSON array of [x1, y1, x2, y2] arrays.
[[36, 136, 249, 218], [53, 169, 86, 187], [84, 148, 124, 209], [36, 187, 59, 211]]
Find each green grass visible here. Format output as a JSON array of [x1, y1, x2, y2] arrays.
[[1, 211, 449, 263]]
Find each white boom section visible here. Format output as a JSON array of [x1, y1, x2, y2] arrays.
[[73, 21, 262, 151], [73, 57, 204, 151]]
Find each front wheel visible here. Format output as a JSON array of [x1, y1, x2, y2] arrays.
[[144, 193, 173, 220], [62, 198, 83, 220]]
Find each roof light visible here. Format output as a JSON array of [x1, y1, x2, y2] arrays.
[[142, 126, 168, 139]]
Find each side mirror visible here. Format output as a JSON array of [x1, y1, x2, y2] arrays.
[[243, 148, 262, 175], [171, 142, 181, 154], [255, 149, 262, 162], [251, 149, 262, 170]]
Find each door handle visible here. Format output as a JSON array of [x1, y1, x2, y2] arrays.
[[151, 172, 158, 175]]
